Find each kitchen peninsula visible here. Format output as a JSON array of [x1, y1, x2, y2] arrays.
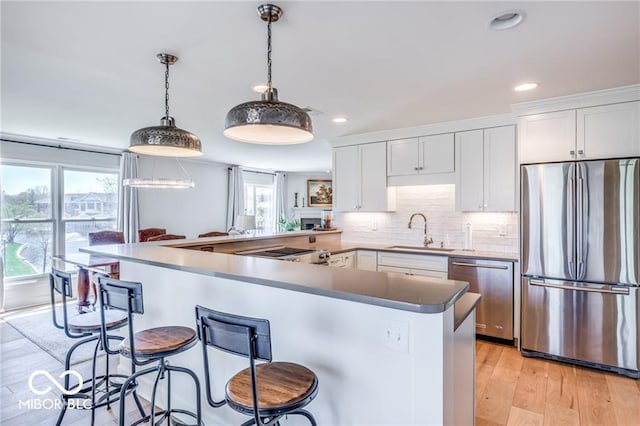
[[82, 230, 479, 425]]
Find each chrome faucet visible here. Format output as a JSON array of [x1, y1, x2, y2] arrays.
[[408, 213, 434, 247]]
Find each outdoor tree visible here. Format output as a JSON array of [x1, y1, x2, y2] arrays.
[[97, 175, 117, 194], [26, 226, 50, 273]]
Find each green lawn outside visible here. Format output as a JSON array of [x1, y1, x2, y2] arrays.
[[4, 242, 37, 277]]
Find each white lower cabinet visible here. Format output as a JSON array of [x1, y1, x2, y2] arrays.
[[356, 250, 377, 271], [377, 252, 448, 279], [327, 251, 356, 268]]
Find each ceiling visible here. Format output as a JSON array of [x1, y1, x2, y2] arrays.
[[2, 1, 639, 172]]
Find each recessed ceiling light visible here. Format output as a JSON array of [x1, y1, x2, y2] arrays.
[[490, 10, 526, 30], [252, 84, 269, 93], [332, 117, 348, 123], [514, 82, 538, 92]]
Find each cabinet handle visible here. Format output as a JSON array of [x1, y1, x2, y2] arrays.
[[419, 166, 424, 170], [577, 149, 584, 155], [570, 150, 576, 157], [414, 166, 419, 171], [478, 204, 483, 209], [483, 204, 488, 208]]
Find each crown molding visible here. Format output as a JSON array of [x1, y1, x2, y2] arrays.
[[511, 84, 640, 116], [329, 113, 516, 147]]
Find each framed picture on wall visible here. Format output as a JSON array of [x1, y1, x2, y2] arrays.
[[307, 179, 333, 207]]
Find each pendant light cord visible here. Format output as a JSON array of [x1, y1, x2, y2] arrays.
[[266, 13, 272, 90], [164, 60, 170, 119]]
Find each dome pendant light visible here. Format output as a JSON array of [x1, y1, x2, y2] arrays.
[[224, 4, 313, 145], [129, 53, 202, 157]]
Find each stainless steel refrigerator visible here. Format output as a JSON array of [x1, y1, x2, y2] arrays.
[[521, 158, 640, 378]]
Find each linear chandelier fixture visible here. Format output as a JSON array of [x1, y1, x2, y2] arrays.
[[123, 158, 195, 189], [129, 53, 202, 157], [224, 4, 313, 145], [122, 178, 195, 189]]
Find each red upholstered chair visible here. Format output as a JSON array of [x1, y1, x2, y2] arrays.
[[86, 230, 125, 306], [146, 234, 187, 242], [88, 230, 125, 246], [138, 227, 167, 242], [197, 231, 229, 238]]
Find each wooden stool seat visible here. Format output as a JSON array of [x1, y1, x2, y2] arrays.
[[68, 310, 128, 331], [120, 326, 197, 356], [226, 362, 318, 411]]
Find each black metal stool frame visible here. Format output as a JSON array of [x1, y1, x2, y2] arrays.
[[98, 277, 202, 426], [49, 268, 144, 426], [195, 305, 318, 426]]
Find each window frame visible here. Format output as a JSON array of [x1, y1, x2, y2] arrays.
[[1, 160, 119, 283]]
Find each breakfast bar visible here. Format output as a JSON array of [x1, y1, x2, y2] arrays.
[[82, 234, 478, 425]]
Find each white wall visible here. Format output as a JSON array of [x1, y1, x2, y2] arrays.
[[137, 157, 229, 238], [284, 171, 332, 221], [335, 184, 519, 253]]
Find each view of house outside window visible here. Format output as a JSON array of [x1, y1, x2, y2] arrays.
[[0, 163, 118, 279], [243, 171, 275, 232]]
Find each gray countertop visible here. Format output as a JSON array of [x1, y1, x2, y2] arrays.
[[325, 241, 519, 262], [81, 241, 469, 314]]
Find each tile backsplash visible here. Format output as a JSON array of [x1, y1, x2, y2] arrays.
[[334, 184, 519, 253]]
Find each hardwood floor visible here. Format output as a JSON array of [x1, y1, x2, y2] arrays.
[[476, 340, 640, 426], [2, 309, 640, 425]]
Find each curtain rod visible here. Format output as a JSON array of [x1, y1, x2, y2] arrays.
[[1, 138, 122, 157], [228, 167, 277, 176]]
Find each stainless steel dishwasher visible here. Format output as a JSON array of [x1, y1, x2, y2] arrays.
[[448, 257, 514, 340]]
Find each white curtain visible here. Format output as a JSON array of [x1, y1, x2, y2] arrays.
[[274, 172, 287, 231], [226, 166, 245, 231], [118, 152, 140, 243]]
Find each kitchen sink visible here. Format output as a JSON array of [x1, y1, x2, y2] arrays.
[[385, 245, 456, 252]]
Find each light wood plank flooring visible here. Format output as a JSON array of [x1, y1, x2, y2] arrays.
[[2, 311, 640, 425], [476, 340, 640, 426], [1, 319, 150, 425]]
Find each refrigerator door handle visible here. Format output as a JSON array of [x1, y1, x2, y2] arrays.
[[577, 163, 585, 280], [529, 279, 630, 295], [567, 164, 576, 280]]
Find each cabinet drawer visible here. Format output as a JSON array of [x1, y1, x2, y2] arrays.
[[378, 265, 448, 279], [377, 252, 448, 271]]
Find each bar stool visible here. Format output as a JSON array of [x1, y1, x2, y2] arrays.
[[49, 268, 145, 425], [195, 305, 319, 426], [98, 277, 202, 426]]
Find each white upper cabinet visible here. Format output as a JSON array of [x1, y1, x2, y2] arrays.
[[519, 101, 640, 163], [387, 138, 419, 176], [518, 110, 576, 163], [457, 125, 516, 212], [387, 134, 454, 176], [577, 101, 640, 160], [333, 142, 394, 212]]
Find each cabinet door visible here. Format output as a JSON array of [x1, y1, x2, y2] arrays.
[[457, 130, 484, 211], [356, 250, 377, 271], [484, 125, 516, 212], [333, 146, 359, 211], [419, 133, 455, 174], [577, 101, 640, 159], [518, 110, 576, 163], [387, 138, 419, 176], [360, 142, 388, 211]]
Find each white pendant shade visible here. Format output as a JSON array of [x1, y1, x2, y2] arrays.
[[223, 124, 313, 145]]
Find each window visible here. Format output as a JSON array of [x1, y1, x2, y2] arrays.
[[243, 171, 275, 232], [0, 163, 118, 279], [1, 164, 54, 278], [63, 169, 118, 255]]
